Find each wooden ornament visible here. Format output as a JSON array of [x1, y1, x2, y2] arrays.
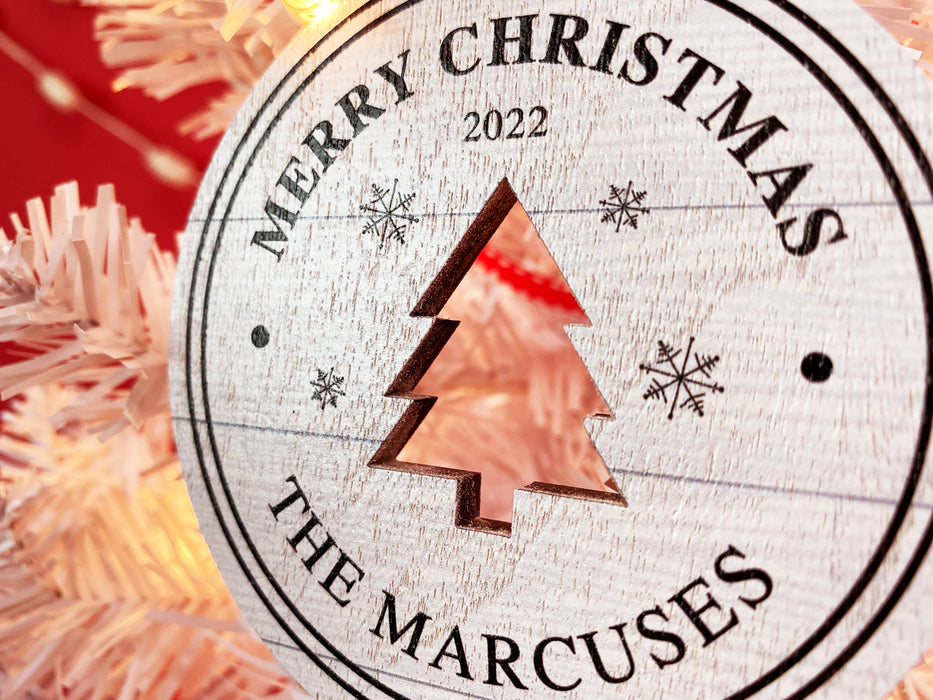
[[170, 0, 933, 696]]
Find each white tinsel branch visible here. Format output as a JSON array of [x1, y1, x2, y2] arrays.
[[82, 0, 304, 139], [856, 1, 933, 73], [0, 182, 173, 439], [0, 386, 308, 700]]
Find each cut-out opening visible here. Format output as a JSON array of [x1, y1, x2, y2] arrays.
[[371, 179, 625, 533]]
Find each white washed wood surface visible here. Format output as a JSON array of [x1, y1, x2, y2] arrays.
[[170, 0, 933, 696]]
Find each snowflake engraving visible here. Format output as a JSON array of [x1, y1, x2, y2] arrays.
[[310, 368, 346, 411], [640, 338, 724, 419], [600, 181, 650, 232], [360, 179, 419, 247]]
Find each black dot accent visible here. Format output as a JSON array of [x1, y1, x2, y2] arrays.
[[251, 325, 270, 349], [801, 352, 833, 383]]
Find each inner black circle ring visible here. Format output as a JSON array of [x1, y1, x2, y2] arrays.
[[182, 1, 933, 697]]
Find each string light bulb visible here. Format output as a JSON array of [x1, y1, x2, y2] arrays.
[[280, 0, 336, 24], [0, 28, 198, 189]]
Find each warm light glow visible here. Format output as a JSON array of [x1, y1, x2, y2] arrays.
[[281, 0, 336, 24]]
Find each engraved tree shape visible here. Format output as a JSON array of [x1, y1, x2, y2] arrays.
[[370, 179, 625, 534]]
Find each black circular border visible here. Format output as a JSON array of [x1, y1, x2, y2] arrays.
[[181, 1, 933, 697]]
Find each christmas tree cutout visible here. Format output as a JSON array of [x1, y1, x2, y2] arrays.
[[370, 179, 625, 535]]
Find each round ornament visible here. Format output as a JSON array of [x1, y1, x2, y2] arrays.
[[170, 0, 933, 696]]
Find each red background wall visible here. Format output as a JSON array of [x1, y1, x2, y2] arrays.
[[0, 0, 223, 251]]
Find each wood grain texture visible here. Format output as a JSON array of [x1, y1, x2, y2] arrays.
[[170, 0, 933, 696]]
